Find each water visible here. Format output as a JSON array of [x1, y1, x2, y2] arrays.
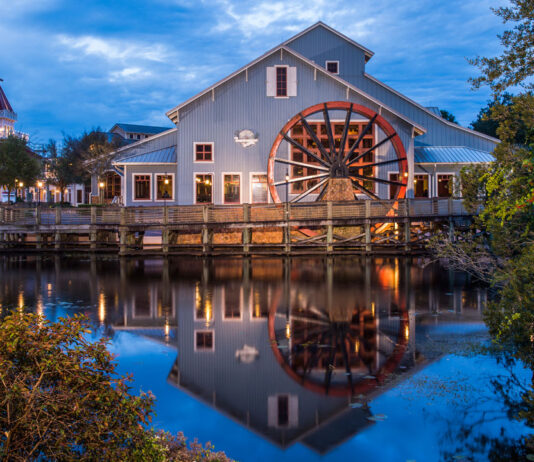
[[0, 256, 531, 461]]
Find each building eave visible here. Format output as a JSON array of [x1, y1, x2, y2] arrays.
[[364, 73, 500, 144], [112, 127, 178, 155]]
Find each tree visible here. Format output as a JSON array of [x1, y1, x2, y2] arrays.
[[47, 137, 84, 203], [78, 129, 123, 183], [0, 135, 41, 203], [469, 0, 534, 95], [440, 109, 458, 124], [0, 313, 233, 461]]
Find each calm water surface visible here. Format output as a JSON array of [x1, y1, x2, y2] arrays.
[[0, 256, 531, 461]]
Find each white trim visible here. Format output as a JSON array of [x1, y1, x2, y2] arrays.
[[194, 172, 214, 204], [113, 128, 178, 154], [193, 142, 214, 163], [115, 161, 176, 166], [165, 45, 426, 134], [325, 60, 339, 75], [194, 329, 215, 352], [413, 172, 430, 198], [364, 73, 500, 144], [222, 286, 244, 321], [284, 21, 373, 59], [154, 172, 175, 202], [436, 172, 456, 198], [249, 172, 270, 204], [221, 172, 242, 205], [132, 173, 152, 202]]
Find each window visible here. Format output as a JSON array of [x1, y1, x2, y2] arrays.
[[156, 174, 173, 201], [136, 134, 140, 140], [134, 174, 151, 201], [194, 283, 213, 322], [251, 174, 268, 203], [326, 61, 339, 74], [104, 172, 121, 200], [223, 287, 241, 319], [129, 134, 133, 139], [437, 174, 453, 197], [389, 173, 399, 199], [195, 174, 213, 203], [223, 174, 240, 204], [251, 287, 269, 319], [276, 66, 287, 97], [414, 174, 429, 198], [195, 143, 213, 162], [195, 330, 214, 351]]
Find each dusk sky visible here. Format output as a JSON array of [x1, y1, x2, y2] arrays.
[[1, 0, 507, 145]]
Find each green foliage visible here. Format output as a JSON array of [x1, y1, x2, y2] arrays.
[[439, 109, 458, 124], [0, 313, 234, 462], [0, 136, 41, 201], [469, 0, 534, 95]]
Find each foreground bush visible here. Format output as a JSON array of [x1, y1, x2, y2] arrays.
[[0, 313, 232, 462]]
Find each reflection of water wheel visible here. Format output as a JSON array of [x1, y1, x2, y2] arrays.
[[268, 289, 409, 397], [267, 102, 408, 203]]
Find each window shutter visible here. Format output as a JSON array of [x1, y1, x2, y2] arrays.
[[287, 67, 297, 97], [266, 67, 276, 97], [288, 395, 299, 427], [267, 396, 277, 426]]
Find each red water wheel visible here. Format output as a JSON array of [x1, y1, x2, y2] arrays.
[[267, 101, 408, 203]]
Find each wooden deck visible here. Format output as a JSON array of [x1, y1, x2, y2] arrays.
[[0, 198, 471, 255]]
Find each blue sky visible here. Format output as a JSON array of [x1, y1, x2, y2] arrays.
[[1, 0, 507, 144]]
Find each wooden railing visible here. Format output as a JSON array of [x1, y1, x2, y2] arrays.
[[0, 198, 472, 228]]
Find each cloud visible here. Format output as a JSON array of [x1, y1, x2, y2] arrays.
[[56, 35, 169, 63], [108, 67, 153, 82]]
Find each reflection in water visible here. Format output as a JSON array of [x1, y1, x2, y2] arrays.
[[0, 255, 506, 457]]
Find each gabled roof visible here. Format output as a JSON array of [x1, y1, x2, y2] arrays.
[[414, 146, 495, 164], [113, 146, 176, 165], [0, 84, 14, 112], [110, 123, 172, 135], [283, 21, 374, 62], [165, 44, 426, 134]]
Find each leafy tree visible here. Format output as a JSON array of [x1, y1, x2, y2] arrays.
[[78, 129, 123, 183], [439, 109, 458, 124], [0, 312, 233, 462], [469, 0, 534, 95], [47, 137, 84, 203], [0, 135, 41, 203]]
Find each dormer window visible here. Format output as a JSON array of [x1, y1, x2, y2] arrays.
[[326, 61, 339, 74]]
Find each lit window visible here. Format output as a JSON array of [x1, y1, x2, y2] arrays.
[[137, 134, 140, 139], [156, 175, 173, 200], [134, 175, 151, 200], [437, 174, 453, 197], [223, 174, 240, 204], [195, 174, 213, 203], [326, 61, 339, 74], [414, 174, 429, 198], [195, 143, 213, 162], [195, 330, 214, 351], [251, 174, 268, 203], [276, 67, 287, 97]]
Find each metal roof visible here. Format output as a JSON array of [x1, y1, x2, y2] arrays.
[[0, 84, 13, 112], [114, 146, 176, 164], [425, 106, 441, 116], [415, 146, 495, 164], [111, 123, 172, 135]]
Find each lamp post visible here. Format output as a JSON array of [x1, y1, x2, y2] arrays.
[[18, 181, 24, 202], [37, 181, 43, 205]]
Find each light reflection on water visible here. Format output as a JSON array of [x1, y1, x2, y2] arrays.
[[0, 256, 529, 462]]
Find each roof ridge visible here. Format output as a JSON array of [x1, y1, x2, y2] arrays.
[[0, 84, 14, 113]]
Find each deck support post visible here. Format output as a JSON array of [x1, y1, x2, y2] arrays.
[[119, 230, 127, 255], [35, 207, 42, 250], [326, 201, 333, 253], [202, 205, 211, 254], [404, 219, 410, 252], [90, 206, 97, 251], [284, 202, 291, 254], [162, 228, 169, 254], [242, 203, 250, 254], [365, 220, 371, 253]]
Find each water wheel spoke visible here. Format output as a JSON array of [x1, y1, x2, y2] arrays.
[[315, 182, 329, 202], [273, 172, 329, 186], [338, 104, 353, 163], [274, 157, 329, 172], [299, 115, 334, 165], [290, 177, 329, 203], [353, 173, 405, 187], [322, 104, 336, 159], [359, 157, 407, 169], [282, 132, 330, 168], [351, 179, 380, 201], [347, 134, 396, 167], [342, 113, 377, 164]]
